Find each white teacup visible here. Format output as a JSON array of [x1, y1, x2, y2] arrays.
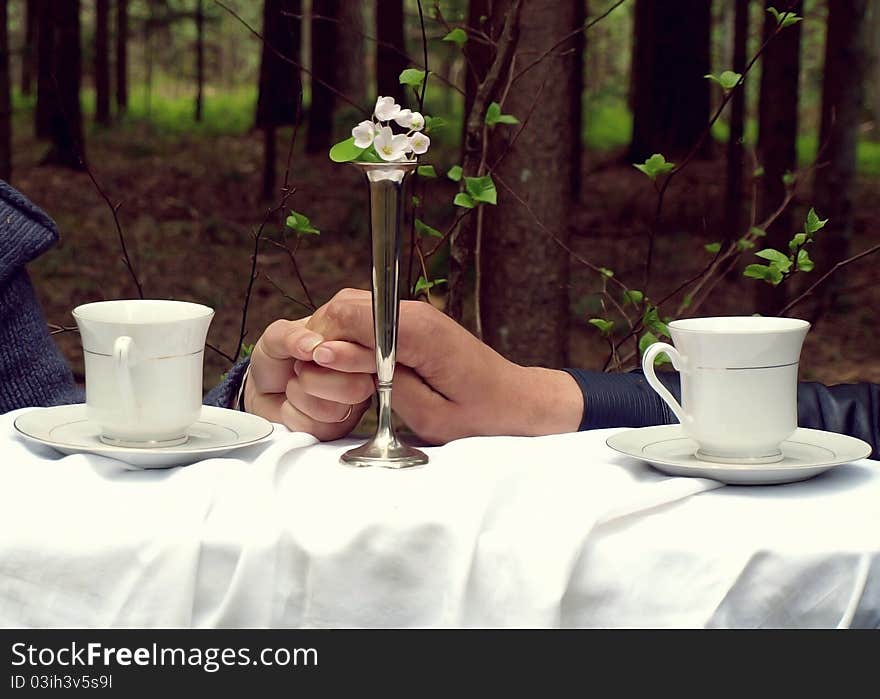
[[72, 300, 214, 448], [641, 316, 810, 464]]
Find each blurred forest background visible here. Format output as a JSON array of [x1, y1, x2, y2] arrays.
[[7, 0, 880, 391]]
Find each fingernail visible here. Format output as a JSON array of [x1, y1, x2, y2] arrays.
[[297, 333, 323, 354], [293, 360, 303, 376], [313, 346, 334, 364]]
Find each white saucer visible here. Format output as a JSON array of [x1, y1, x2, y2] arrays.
[[13, 404, 275, 469], [606, 425, 872, 485]]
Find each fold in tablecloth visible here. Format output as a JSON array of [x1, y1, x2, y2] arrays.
[[1, 407, 878, 628]]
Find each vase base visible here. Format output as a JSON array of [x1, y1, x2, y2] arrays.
[[340, 438, 429, 469]]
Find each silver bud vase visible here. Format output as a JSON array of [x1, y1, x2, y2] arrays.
[[340, 161, 429, 468]]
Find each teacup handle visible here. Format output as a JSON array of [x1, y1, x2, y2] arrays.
[[113, 336, 138, 421], [642, 342, 687, 424]]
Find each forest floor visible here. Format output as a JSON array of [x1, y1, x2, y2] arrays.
[[16, 116, 880, 398]]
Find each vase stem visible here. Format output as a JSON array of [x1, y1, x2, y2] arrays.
[[340, 162, 429, 469]]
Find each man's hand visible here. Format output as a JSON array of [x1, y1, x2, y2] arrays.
[[246, 289, 584, 444]]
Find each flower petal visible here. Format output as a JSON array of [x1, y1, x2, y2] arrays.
[[352, 120, 375, 148], [374, 96, 401, 122], [394, 109, 414, 128]]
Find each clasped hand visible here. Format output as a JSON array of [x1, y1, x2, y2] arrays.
[[244, 289, 582, 443]]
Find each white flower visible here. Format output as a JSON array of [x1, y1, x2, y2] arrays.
[[408, 112, 425, 131], [374, 96, 402, 122], [374, 126, 411, 161], [393, 109, 414, 128], [409, 132, 430, 155], [352, 120, 376, 148]]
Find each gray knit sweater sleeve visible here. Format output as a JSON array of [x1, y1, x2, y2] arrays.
[[0, 181, 80, 411]]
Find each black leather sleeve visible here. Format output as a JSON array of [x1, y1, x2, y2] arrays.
[[563, 369, 880, 460]]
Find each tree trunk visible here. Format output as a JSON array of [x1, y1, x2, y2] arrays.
[[722, 0, 748, 245], [41, 0, 85, 169], [116, 0, 128, 113], [256, 0, 301, 200], [571, 0, 586, 199], [462, 0, 491, 138], [375, 0, 406, 105], [336, 0, 365, 110], [35, 0, 52, 138], [628, 0, 712, 162], [755, 0, 802, 316], [480, 0, 576, 368], [195, 0, 204, 122], [95, 0, 111, 125], [0, 0, 10, 181], [22, 0, 36, 96], [305, 0, 338, 154], [814, 0, 869, 285]]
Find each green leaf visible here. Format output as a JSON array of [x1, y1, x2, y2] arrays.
[[704, 242, 721, 254], [599, 267, 614, 278], [744, 263, 784, 285], [638, 331, 669, 364], [414, 276, 447, 295], [797, 248, 814, 272], [789, 232, 807, 251], [240, 342, 255, 359], [329, 137, 365, 163], [464, 175, 497, 205], [485, 101, 519, 127], [411, 195, 421, 207], [416, 165, 437, 178], [736, 238, 755, 251], [753, 166, 765, 178], [589, 318, 615, 336], [642, 306, 669, 338], [424, 115, 446, 132], [767, 6, 803, 28], [634, 153, 675, 181], [804, 207, 828, 235], [622, 289, 644, 306], [285, 211, 320, 235], [414, 218, 443, 238], [704, 70, 741, 90], [782, 170, 795, 187], [399, 68, 427, 88], [447, 165, 463, 182], [442, 28, 468, 47], [681, 293, 694, 309], [744, 263, 771, 280], [749, 226, 767, 237], [755, 248, 793, 272], [454, 192, 476, 208]]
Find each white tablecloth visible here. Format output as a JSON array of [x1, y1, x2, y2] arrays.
[[1, 407, 879, 628]]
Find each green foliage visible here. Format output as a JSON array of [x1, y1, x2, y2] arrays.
[[704, 70, 741, 90], [744, 208, 826, 286], [424, 115, 447, 133], [485, 101, 520, 127], [638, 331, 670, 365], [782, 170, 796, 187], [415, 218, 443, 238], [622, 289, 644, 306], [399, 68, 427, 89], [464, 175, 497, 205], [447, 165, 463, 182], [411, 195, 421, 207], [417, 165, 437, 178], [737, 238, 755, 251], [454, 192, 475, 208], [767, 6, 803, 28], [704, 242, 721, 254], [599, 267, 614, 278], [240, 342, 255, 359], [442, 28, 468, 47], [755, 247, 793, 272], [589, 318, 615, 336], [749, 227, 767, 237], [414, 276, 446, 295], [286, 211, 320, 236], [634, 153, 675, 181], [642, 305, 669, 338], [328, 137, 365, 163]]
